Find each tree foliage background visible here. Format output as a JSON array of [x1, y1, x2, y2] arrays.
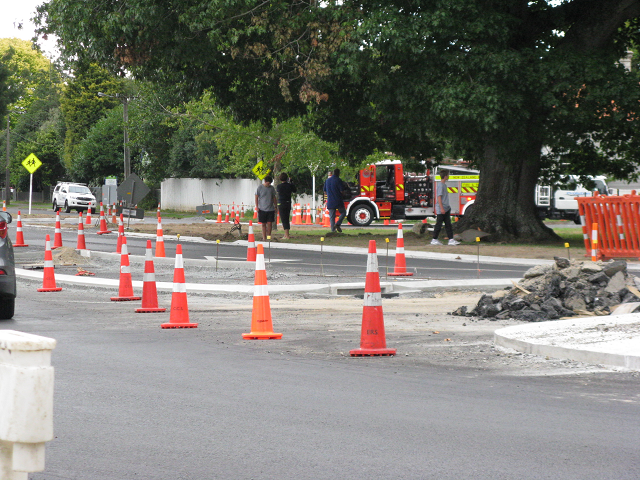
[[12, 0, 640, 240]]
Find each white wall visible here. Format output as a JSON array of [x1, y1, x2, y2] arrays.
[[160, 178, 323, 211]]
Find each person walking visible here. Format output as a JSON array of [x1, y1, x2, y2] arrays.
[[431, 169, 460, 246], [276, 172, 296, 240], [323, 168, 347, 233], [255, 175, 278, 240]]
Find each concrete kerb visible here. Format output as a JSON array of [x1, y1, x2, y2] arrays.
[[21, 223, 640, 271], [495, 314, 640, 370]]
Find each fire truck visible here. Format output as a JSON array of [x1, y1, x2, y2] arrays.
[[343, 160, 480, 226]]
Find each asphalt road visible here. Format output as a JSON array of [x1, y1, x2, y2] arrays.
[[3, 287, 639, 480], [16, 224, 529, 281]]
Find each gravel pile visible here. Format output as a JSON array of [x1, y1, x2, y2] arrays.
[[453, 257, 640, 321]]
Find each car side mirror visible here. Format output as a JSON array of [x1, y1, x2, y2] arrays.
[[0, 212, 12, 224]]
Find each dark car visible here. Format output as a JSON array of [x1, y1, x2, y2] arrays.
[[0, 211, 15, 319]]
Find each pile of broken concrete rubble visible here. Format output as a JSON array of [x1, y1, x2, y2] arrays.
[[453, 257, 640, 321]]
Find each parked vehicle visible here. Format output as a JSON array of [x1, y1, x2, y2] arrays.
[[342, 160, 480, 226], [52, 182, 97, 213], [0, 211, 15, 320], [535, 176, 610, 224]]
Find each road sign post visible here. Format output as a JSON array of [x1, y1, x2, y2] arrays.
[[21, 153, 42, 214]]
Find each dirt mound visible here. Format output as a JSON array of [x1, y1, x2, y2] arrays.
[[52, 247, 92, 265], [454, 257, 640, 321]]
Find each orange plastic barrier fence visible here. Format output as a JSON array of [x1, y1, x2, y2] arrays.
[[577, 192, 640, 260]]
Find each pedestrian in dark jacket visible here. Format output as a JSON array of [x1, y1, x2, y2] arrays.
[[276, 172, 296, 239], [323, 168, 347, 232]]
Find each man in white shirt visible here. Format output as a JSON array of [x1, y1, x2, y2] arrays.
[[431, 169, 460, 246]]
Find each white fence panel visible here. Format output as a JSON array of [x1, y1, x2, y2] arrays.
[[160, 178, 323, 212]]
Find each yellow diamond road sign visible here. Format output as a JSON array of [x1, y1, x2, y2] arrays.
[[22, 153, 42, 174], [252, 160, 271, 180]]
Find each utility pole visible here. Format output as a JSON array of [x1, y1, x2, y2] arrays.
[[123, 96, 130, 179], [97, 92, 133, 180], [5, 117, 9, 206]]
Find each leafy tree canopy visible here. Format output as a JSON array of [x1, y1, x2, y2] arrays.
[[37, 0, 640, 240], [0, 38, 53, 114]]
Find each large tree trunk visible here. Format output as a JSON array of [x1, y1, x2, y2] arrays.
[[455, 140, 560, 243]]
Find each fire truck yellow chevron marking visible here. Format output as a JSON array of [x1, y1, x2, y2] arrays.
[[396, 184, 404, 191], [447, 187, 458, 193]]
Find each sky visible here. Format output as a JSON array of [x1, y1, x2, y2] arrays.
[[0, 0, 58, 59]]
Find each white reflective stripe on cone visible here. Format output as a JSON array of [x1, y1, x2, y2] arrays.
[[255, 254, 266, 271], [364, 291, 382, 307], [44, 260, 54, 268], [143, 272, 155, 282], [254, 284, 269, 297], [175, 254, 184, 269], [367, 254, 378, 272], [397, 246, 404, 254], [173, 282, 186, 293], [121, 265, 130, 274]]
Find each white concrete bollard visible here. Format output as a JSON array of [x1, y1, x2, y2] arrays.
[[0, 330, 56, 479]]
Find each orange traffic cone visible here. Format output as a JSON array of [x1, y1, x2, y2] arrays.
[[85, 206, 92, 225], [388, 223, 413, 277], [162, 244, 198, 328], [116, 214, 125, 254], [110, 236, 141, 301], [76, 212, 87, 250], [304, 204, 313, 225], [2, 200, 5, 211], [155, 216, 165, 257], [157, 203, 161, 219], [52, 210, 63, 249], [253, 208, 258, 220], [350, 240, 396, 356], [13, 211, 28, 247], [231, 202, 236, 221], [247, 220, 257, 261], [216, 203, 223, 223], [224, 208, 230, 223], [243, 244, 282, 339], [316, 207, 322, 225], [295, 203, 303, 225], [112, 204, 117, 225], [136, 240, 166, 313], [96, 203, 112, 234], [37, 234, 62, 292], [323, 208, 330, 228]]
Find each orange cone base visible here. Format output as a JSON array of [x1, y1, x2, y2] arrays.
[[242, 332, 282, 340], [97, 230, 112, 235], [135, 307, 167, 313], [161, 322, 198, 329], [388, 272, 414, 277], [350, 347, 396, 357], [110, 295, 141, 301], [37, 287, 63, 292], [13, 243, 28, 247]]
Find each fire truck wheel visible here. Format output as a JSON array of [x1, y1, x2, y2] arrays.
[[349, 204, 374, 227]]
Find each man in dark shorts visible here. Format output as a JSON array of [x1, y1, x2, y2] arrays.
[[255, 175, 277, 240]]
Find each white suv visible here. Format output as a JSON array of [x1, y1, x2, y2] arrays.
[[52, 182, 97, 213]]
